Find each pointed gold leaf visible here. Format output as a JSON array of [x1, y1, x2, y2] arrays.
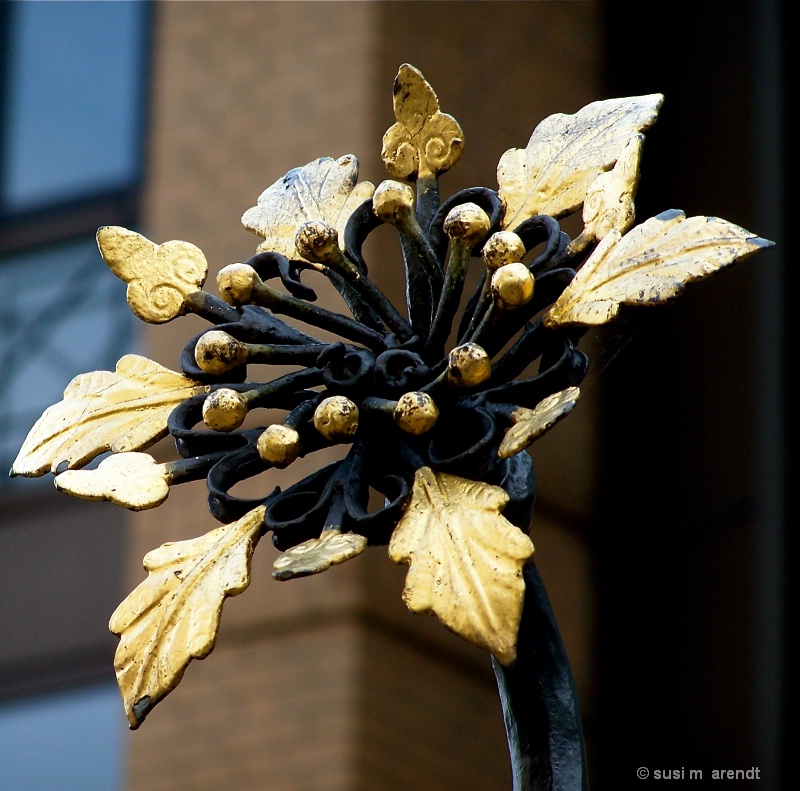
[[54, 452, 170, 511], [97, 226, 208, 324], [381, 63, 464, 180], [389, 467, 534, 665], [497, 94, 663, 231], [109, 506, 265, 728], [498, 387, 581, 459], [11, 355, 208, 477], [272, 529, 367, 580], [543, 210, 774, 328], [241, 155, 374, 259]]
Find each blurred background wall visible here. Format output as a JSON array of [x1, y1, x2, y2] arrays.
[[0, 2, 788, 790]]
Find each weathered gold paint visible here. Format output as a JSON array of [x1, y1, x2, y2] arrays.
[[54, 451, 170, 511], [389, 467, 534, 665], [498, 387, 582, 459], [544, 211, 772, 328], [394, 391, 439, 435], [96, 226, 208, 324], [241, 155, 374, 260], [109, 506, 266, 728], [381, 63, 464, 181], [447, 343, 491, 387], [272, 529, 367, 581]]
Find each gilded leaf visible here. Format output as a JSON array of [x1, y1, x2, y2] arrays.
[[109, 506, 265, 728], [97, 226, 208, 324], [241, 155, 374, 259], [54, 452, 170, 511], [569, 135, 643, 253], [381, 63, 464, 180], [272, 529, 367, 580], [11, 355, 208, 477], [497, 94, 663, 231], [498, 387, 581, 459], [543, 210, 774, 328], [388, 467, 534, 665]]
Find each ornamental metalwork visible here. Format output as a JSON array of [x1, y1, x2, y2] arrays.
[[11, 64, 772, 790]]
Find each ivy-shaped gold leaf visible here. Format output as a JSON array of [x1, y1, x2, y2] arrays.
[[97, 226, 208, 324], [388, 467, 534, 665], [11, 355, 208, 477], [241, 155, 374, 259], [381, 63, 464, 181], [497, 94, 663, 232], [498, 387, 581, 459], [54, 452, 171, 511], [272, 529, 368, 580], [109, 506, 265, 729], [543, 210, 774, 328]]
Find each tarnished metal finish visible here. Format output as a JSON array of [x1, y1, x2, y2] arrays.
[[11, 61, 774, 786]]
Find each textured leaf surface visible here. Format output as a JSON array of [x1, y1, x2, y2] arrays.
[[497, 94, 663, 231], [109, 506, 265, 728], [241, 155, 374, 259], [498, 387, 581, 459], [54, 452, 170, 511], [544, 210, 774, 327], [97, 226, 208, 324], [12, 355, 208, 477], [389, 467, 534, 664], [381, 63, 463, 179], [272, 529, 367, 580]]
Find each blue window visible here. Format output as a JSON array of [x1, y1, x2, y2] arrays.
[[0, 683, 126, 791], [0, 0, 152, 487]]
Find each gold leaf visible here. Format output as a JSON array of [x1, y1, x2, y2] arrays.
[[109, 506, 265, 728], [574, 135, 643, 249], [11, 355, 208, 477], [543, 210, 774, 328], [97, 226, 208, 324], [54, 452, 170, 511], [241, 155, 374, 259], [381, 63, 464, 180], [388, 467, 534, 665], [272, 529, 367, 580], [498, 387, 581, 459], [497, 94, 663, 231]]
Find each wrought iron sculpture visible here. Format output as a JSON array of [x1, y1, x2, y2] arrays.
[[11, 65, 772, 789]]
